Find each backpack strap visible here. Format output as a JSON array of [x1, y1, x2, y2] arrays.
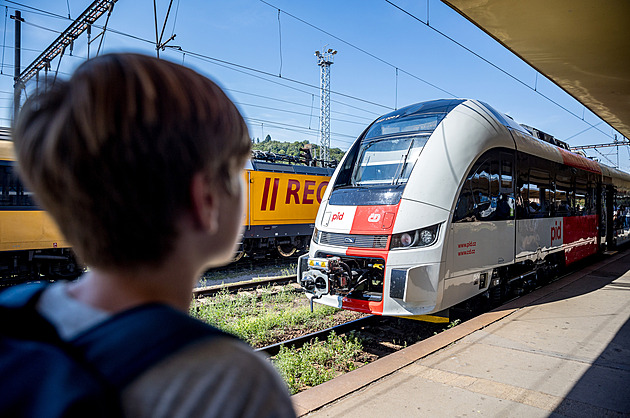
[[0, 282, 62, 343], [0, 281, 48, 307], [71, 302, 232, 388], [0, 282, 231, 389]]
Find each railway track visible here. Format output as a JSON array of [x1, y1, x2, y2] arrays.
[[258, 315, 382, 356], [258, 314, 445, 358], [193, 275, 298, 298], [195, 251, 613, 365]]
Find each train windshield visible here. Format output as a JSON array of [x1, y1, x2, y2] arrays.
[[330, 101, 458, 205], [364, 114, 443, 139], [352, 135, 428, 186]]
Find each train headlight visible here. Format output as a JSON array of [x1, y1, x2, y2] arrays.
[[390, 223, 440, 249], [400, 232, 414, 247], [420, 229, 435, 245]]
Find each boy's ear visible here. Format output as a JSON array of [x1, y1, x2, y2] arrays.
[[190, 172, 219, 233]]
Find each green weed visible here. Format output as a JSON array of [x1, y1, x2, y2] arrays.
[[191, 285, 340, 346], [272, 332, 365, 394]]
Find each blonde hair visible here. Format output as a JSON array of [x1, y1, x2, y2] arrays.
[[13, 53, 251, 269]]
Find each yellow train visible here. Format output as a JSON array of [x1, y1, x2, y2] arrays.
[[0, 136, 332, 281], [240, 156, 333, 260], [0, 139, 79, 284]]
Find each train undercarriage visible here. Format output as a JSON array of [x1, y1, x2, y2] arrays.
[[0, 248, 82, 286], [300, 249, 573, 321], [234, 235, 311, 262]]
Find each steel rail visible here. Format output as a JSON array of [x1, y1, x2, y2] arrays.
[[193, 275, 298, 298], [257, 315, 382, 356]]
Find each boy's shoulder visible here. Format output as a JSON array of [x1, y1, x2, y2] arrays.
[[124, 336, 296, 417], [0, 282, 245, 417]]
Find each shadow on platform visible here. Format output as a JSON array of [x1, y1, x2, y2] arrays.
[[553, 314, 630, 415]]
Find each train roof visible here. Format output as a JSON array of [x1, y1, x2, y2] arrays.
[[245, 159, 334, 176], [373, 99, 630, 190], [373, 99, 465, 125]]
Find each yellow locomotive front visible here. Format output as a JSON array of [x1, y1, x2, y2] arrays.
[[239, 156, 333, 260]]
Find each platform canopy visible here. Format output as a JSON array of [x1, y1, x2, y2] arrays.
[[442, 0, 630, 140]]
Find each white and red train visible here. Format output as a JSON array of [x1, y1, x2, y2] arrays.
[[298, 99, 630, 319]]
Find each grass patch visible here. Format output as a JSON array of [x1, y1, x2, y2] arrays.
[[272, 332, 366, 394], [191, 285, 340, 347]]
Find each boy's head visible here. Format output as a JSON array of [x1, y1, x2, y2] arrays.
[[13, 53, 251, 270]]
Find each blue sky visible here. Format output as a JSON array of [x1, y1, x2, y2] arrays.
[[1, 0, 627, 170]]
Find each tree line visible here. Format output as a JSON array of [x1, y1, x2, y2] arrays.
[[251, 136, 346, 164]]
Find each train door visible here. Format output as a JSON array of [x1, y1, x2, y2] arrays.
[[602, 183, 614, 249], [448, 149, 515, 286], [596, 183, 603, 249]]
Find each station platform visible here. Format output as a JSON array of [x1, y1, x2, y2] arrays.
[[292, 250, 630, 417]]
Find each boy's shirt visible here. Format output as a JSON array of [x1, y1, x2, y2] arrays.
[[37, 281, 295, 418]]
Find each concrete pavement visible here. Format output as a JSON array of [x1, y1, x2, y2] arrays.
[[293, 251, 630, 417]]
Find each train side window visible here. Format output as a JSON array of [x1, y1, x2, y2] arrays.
[[554, 172, 573, 216], [497, 153, 514, 221], [500, 158, 513, 191], [454, 149, 516, 223], [575, 180, 588, 215], [516, 152, 529, 218], [586, 182, 596, 215], [0, 164, 36, 209], [454, 159, 490, 222], [528, 169, 552, 218], [574, 170, 597, 216]]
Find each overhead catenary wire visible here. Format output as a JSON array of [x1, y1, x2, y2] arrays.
[[382, 0, 619, 143], [0, 0, 625, 146], [2, 0, 624, 157], [225, 88, 374, 121], [169, 0, 180, 38], [245, 116, 357, 142], [594, 148, 616, 167], [234, 101, 369, 126], [259, 0, 456, 99], [2, 2, 391, 113], [0, 13, 375, 142]]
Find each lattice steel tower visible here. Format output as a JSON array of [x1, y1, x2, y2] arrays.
[[315, 48, 337, 163]]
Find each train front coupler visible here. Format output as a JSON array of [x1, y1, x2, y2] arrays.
[[298, 256, 354, 298]]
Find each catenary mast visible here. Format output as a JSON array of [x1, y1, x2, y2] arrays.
[[315, 48, 336, 163]]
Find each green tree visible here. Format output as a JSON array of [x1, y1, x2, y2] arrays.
[[252, 139, 346, 166]]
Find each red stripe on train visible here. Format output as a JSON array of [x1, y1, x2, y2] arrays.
[[563, 215, 599, 264]]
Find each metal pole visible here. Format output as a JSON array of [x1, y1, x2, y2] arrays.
[[13, 10, 21, 123]]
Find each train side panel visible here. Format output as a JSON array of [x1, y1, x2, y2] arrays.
[[246, 169, 328, 227], [240, 165, 331, 257], [0, 211, 70, 251], [299, 98, 630, 319]]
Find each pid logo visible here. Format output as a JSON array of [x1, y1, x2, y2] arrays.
[[367, 213, 381, 223], [331, 212, 344, 222], [551, 220, 562, 244]]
